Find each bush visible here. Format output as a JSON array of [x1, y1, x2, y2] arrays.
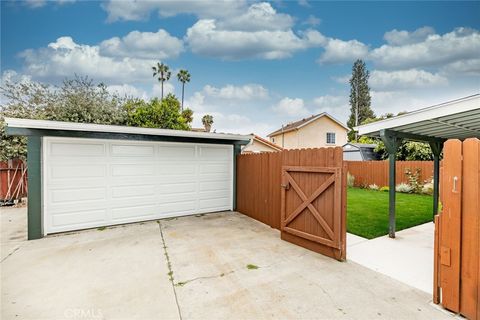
[[396, 183, 413, 193], [347, 172, 355, 187], [405, 168, 422, 193], [422, 179, 434, 195], [379, 186, 389, 192], [368, 184, 379, 191]]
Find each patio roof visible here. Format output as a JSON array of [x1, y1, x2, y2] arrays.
[[353, 94, 480, 239], [355, 94, 480, 141]]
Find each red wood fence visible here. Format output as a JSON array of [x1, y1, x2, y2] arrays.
[[0, 159, 28, 202], [346, 160, 434, 187], [237, 148, 347, 261], [434, 138, 479, 320]]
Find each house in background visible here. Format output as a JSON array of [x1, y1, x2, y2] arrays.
[[242, 134, 283, 153], [267, 113, 348, 149], [343, 143, 381, 161]]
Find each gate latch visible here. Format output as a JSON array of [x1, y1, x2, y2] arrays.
[[281, 182, 290, 190]]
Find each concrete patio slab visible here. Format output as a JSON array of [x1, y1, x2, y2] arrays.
[[347, 222, 434, 294], [1, 207, 452, 320]]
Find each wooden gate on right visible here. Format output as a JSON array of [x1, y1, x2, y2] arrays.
[[434, 138, 479, 320]]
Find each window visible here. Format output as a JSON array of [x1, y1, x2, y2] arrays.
[[272, 137, 275, 143], [326, 132, 336, 144]]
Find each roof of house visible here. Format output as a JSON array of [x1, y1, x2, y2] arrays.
[[267, 112, 349, 137], [343, 143, 378, 149], [252, 134, 283, 151], [4, 118, 252, 142]]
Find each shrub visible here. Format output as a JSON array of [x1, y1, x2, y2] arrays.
[[422, 179, 434, 195], [379, 186, 389, 192], [396, 183, 413, 193], [405, 168, 422, 193], [347, 172, 355, 187], [368, 184, 379, 191]]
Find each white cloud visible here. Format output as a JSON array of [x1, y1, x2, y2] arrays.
[[272, 97, 310, 117], [218, 2, 294, 32], [370, 27, 480, 69], [440, 58, 480, 76], [107, 84, 150, 100], [18, 36, 158, 84], [318, 38, 369, 64], [312, 95, 349, 123], [185, 20, 323, 60], [203, 84, 269, 100], [99, 29, 183, 59], [103, 0, 247, 22], [370, 69, 448, 90], [303, 15, 321, 27], [24, 0, 75, 8], [383, 26, 436, 46]]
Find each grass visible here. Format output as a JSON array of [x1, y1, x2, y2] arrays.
[[347, 187, 433, 239], [246, 264, 259, 270]]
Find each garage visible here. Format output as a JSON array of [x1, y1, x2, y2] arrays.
[[5, 118, 251, 238]]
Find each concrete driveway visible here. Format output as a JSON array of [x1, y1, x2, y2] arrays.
[[1, 207, 453, 320]]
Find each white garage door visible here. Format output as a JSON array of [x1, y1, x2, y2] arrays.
[[43, 137, 233, 234]]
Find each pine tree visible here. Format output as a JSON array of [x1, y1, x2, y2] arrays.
[[347, 59, 375, 141]]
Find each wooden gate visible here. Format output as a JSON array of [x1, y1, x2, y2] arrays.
[[434, 138, 479, 320], [281, 166, 343, 260], [237, 147, 346, 261]]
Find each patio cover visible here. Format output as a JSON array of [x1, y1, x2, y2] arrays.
[[354, 94, 480, 238]]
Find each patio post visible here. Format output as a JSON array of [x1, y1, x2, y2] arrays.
[[380, 130, 402, 238], [429, 141, 444, 218]]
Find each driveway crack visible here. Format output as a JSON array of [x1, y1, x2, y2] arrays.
[[1, 246, 21, 263], [158, 221, 183, 320], [175, 270, 235, 287]]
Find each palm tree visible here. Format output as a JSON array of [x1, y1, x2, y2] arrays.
[[202, 114, 214, 132], [152, 62, 171, 100], [177, 69, 191, 112]]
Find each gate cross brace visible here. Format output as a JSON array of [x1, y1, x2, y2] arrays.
[[284, 173, 335, 240]]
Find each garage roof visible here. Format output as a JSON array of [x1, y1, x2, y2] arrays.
[[354, 94, 480, 140], [4, 118, 253, 142]]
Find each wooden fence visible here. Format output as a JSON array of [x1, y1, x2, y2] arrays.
[[434, 138, 479, 320], [236, 147, 347, 260], [346, 160, 434, 187], [0, 159, 28, 202]]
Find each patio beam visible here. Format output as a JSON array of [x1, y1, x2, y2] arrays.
[[380, 130, 403, 238], [429, 141, 444, 219]]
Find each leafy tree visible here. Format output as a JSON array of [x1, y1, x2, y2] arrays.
[[181, 108, 194, 125], [125, 94, 189, 130], [348, 59, 374, 141], [177, 69, 191, 111], [0, 75, 126, 161], [152, 62, 171, 100], [202, 114, 214, 132]]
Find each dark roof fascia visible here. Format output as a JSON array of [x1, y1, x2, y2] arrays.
[[6, 127, 250, 145]]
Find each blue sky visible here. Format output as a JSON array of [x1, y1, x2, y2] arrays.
[[2, 1, 479, 136]]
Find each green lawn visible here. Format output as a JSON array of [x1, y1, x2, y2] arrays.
[[347, 187, 433, 239]]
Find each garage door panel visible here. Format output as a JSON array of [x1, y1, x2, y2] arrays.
[[157, 182, 196, 194], [158, 145, 196, 159], [51, 187, 107, 203], [111, 184, 156, 198], [199, 163, 229, 174], [51, 209, 108, 229], [111, 144, 155, 157], [49, 164, 107, 179], [199, 180, 231, 192], [111, 164, 155, 177], [199, 197, 230, 211], [44, 138, 233, 234], [49, 141, 106, 157], [111, 205, 156, 220], [158, 201, 196, 215], [198, 146, 231, 160], [158, 164, 196, 175]]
